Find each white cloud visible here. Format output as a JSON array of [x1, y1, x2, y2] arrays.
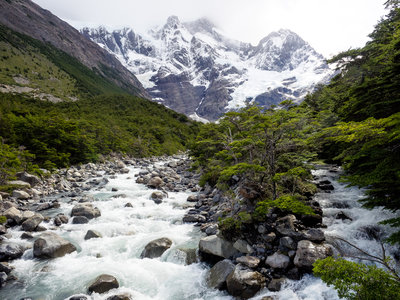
[[32, 0, 387, 57]]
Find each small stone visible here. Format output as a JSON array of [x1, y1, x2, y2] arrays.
[[124, 202, 133, 208]]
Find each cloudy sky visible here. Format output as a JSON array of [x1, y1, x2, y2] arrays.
[[32, 0, 388, 58]]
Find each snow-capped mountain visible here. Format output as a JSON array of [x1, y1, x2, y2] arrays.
[[81, 16, 334, 121]]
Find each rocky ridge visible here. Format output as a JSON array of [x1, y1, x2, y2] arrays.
[[82, 17, 334, 121]]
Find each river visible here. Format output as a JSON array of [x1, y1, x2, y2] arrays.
[[0, 162, 397, 299]]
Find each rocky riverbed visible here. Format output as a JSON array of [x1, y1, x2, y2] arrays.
[[1, 154, 391, 299]]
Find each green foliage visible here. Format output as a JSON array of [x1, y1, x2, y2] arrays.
[[218, 212, 253, 240], [254, 195, 315, 221], [0, 216, 6, 224], [313, 257, 400, 299], [0, 93, 199, 169]]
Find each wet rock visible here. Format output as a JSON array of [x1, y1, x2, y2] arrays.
[[21, 232, 33, 240], [359, 225, 382, 240], [207, 259, 235, 289], [4, 207, 23, 224], [335, 211, 352, 221], [54, 214, 69, 226], [265, 252, 290, 269], [0, 271, 7, 287], [21, 214, 44, 231], [294, 240, 333, 270], [186, 195, 198, 202], [88, 274, 119, 294], [140, 237, 172, 258], [150, 191, 166, 204], [33, 232, 77, 259], [236, 256, 261, 268], [226, 264, 266, 299], [182, 214, 206, 223], [0, 262, 14, 274], [71, 203, 101, 219], [12, 190, 30, 200], [268, 278, 286, 292], [300, 214, 323, 227], [106, 294, 132, 300], [199, 235, 239, 259], [0, 243, 24, 261], [72, 216, 89, 224], [233, 239, 254, 254], [0, 225, 7, 235], [279, 236, 297, 250], [317, 183, 334, 191], [124, 202, 133, 208], [111, 187, 118, 192], [287, 267, 301, 280], [302, 228, 325, 243], [147, 176, 163, 188], [85, 230, 102, 240], [68, 295, 88, 300]]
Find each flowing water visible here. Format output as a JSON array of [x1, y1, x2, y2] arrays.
[[0, 163, 397, 299]]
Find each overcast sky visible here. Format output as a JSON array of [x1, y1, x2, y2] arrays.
[[32, 0, 388, 58]]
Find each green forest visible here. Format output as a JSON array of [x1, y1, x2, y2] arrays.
[[189, 2, 400, 298]]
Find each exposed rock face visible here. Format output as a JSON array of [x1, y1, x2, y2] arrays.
[[226, 264, 266, 299], [71, 203, 101, 219], [207, 259, 235, 289], [33, 232, 77, 259], [88, 274, 119, 294], [140, 238, 172, 258], [199, 235, 238, 259], [83, 19, 333, 121], [293, 240, 333, 270], [0, 0, 148, 98]]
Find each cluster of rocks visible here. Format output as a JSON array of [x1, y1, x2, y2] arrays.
[[177, 171, 339, 298]]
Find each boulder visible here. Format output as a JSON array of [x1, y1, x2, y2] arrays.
[[150, 191, 166, 204], [205, 224, 218, 236], [72, 216, 89, 224], [0, 262, 14, 274], [302, 229, 325, 243], [106, 294, 132, 300], [226, 264, 266, 299], [199, 235, 238, 259], [88, 274, 119, 294], [279, 236, 296, 250], [71, 203, 101, 219], [7, 180, 30, 188], [0, 243, 24, 261], [0, 225, 6, 235], [276, 215, 301, 238], [22, 211, 35, 222], [186, 195, 198, 202], [294, 240, 333, 270], [265, 252, 290, 269], [236, 256, 261, 268], [124, 202, 133, 208], [233, 239, 254, 254], [84, 230, 102, 240], [12, 190, 30, 200], [268, 278, 286, 292], [0, 272, 7, 287], [207, 259, 235, 289], [182, 214, 206, 223], [140, 238, 172, 258], [4, 207, 23, 224], [147, 177, 163, 188], [54, 214, 69, 226], [17, 172, 41, 187], [33, 232, 77, 258], [21, 213, 44, 231]]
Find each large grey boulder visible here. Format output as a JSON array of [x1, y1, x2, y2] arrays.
[[0, 243, 24, 261], [265, 252, 290, 269], [33, 232, 77, 258], [226, 264, 266, 299], [4, 207, 23, 224], [17, 172, 41, 187], [199, 235, 238, 259], [207, 259, 235, 289], [21, 213, 44, 231], [12, 190, 30, 200], [140, 237, 172, 258], [88, 274, 119, 294], [294, 240, 333, 270], [71, 203, 101, 219]]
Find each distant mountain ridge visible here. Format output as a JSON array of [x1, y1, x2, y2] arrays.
[[0, 0, 148, 98], [82, 16, 334, 120]]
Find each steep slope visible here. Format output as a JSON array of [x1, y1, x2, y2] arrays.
[[0, 0, 148, 98], [82, 17, 334, 120]]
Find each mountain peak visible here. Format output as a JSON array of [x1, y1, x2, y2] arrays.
[[165, 15, 181, 28], [184, 17, 217, 35]]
